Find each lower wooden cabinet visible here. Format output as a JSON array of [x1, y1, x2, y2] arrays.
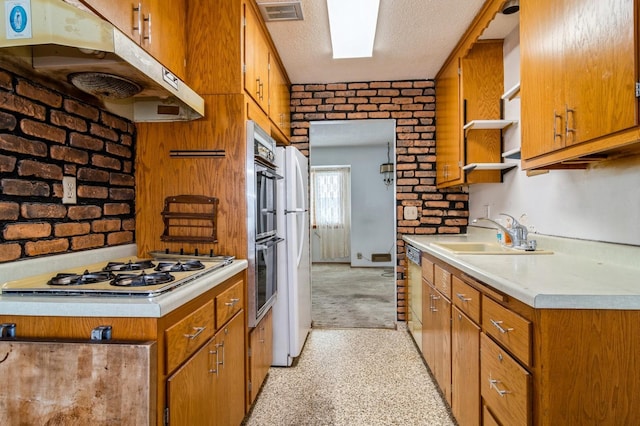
[[422, 281, 452, 404], [249, 307, 273, 404], [451, 306, 480, 426]]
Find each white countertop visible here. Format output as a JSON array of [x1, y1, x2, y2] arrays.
[[404, 228, 640, 310], [0, 245, 248, 318]]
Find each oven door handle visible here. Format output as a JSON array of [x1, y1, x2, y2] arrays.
[[256, 237, 284, 250], [257, 169, 284, 180]]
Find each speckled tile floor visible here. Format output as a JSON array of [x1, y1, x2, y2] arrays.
[[244, 326, 455, 426]]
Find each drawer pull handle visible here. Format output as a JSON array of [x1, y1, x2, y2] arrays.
[[490, 319, 514, 334], [456, 293, 472, 302], [225, 298, 240, 307], [184, 326, 206, 340], [489, 377, 511, 397]]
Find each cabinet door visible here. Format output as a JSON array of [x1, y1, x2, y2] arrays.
[[562, 0, 636, 146], [422, 282, 436, 368], [436, 58, 462, 187], [216, 311, 246, 426], [244, 3, 270, 112], [433, 289, 452, 404], [250, 307, 273, 403], [270, 60, 291, 138], [452, 306, 480, 426], [81, 0, 143, 43], [167, 337, 216, 426], [144, 0, 187, 81]]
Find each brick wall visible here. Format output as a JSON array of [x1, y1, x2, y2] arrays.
[[0, 67, 136, 263], [289, 80, 468, 321]]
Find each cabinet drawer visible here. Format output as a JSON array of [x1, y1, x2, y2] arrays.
[[165, 300, 215, 373], [421, 255, 434, 284], [215, 279, 244, 328], [452, 276, 481, 323], [482, 297, 532, 367], [434, 264, 451, 299], [481, 333, 531, 426], [483, 404, 501, 426]]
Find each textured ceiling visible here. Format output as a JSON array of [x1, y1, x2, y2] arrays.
[[259, 0, 489, 84]]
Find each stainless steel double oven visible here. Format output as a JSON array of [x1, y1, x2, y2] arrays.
[[246, 121, 282, 327]]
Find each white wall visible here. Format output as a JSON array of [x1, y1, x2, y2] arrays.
[[469, 26, 640, 246], [310, 144, 396, 267]]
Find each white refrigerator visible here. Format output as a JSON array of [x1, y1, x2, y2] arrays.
[[273, 146, 311, 367]]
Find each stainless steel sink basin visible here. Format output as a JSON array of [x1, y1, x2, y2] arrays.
[[431, 241, 553, 255]]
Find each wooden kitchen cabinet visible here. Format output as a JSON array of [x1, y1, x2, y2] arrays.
[[244, 1, 271, 113], [0, 272, 247, 426], [79, 0, 187, 80], [249, 307, 273, 404], [436, 15, 509, 188], [269, 58, 291, 140], [520, 0, 640, 169], [419, 251, 640, 425]]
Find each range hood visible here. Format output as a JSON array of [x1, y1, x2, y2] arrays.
[[0, 0, 204, 122]]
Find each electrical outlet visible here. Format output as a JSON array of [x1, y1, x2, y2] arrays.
[[357, 252, 362, 259], [62, 176, 77, 204]]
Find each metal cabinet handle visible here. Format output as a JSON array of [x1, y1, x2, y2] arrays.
[[143, 13, 152, 44], [490, 319, 513, 334], [132, 3, 142, 33], [489, 376, 510, 397], [184, 326, 206, 339], [553, 110, 563, 140], [209, 347, 218, 375], [565, 104, 576, 138], [456, 293, 472, 302], [225, 298, 240, 307], [217, 341, 225, 368], [430, 294, 440, 312]]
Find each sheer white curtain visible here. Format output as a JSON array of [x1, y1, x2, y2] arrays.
[[310, 166, 351, 259]]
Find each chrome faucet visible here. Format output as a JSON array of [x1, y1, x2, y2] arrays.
[[477, 213, 533, 250]]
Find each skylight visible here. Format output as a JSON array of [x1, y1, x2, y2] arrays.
[[327, 0, 380, 59]]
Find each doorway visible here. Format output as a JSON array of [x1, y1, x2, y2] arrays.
[[309, 119, 396, 328]]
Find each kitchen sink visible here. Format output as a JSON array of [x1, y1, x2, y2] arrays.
[[431, 241, 553, 255]]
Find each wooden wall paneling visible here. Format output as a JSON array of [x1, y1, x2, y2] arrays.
[[136, 94, 248, 259], [186, 0, 243, 94]]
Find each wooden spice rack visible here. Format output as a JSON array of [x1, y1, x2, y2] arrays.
[[160, 195, 219, 243]]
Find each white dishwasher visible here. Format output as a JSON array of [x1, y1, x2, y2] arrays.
[[406, 244, 423, 351]]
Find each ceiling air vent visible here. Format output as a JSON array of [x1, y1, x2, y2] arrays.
[[258, 1, 304, 22]]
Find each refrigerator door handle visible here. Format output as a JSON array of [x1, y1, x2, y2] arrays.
[[285, 209, 308, 214]]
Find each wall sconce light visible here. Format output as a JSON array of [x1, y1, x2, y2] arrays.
[[380, 142, 394, 187]]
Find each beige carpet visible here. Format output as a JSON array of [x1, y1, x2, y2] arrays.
[[244, 327, 455, 425], [311, 263, 396, 329]]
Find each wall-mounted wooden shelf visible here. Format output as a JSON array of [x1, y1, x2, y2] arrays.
[[501, 83, 521, 101], [462, 162, 518, 172], [502, 148, 521, 159], [463, 119, 517, 135]]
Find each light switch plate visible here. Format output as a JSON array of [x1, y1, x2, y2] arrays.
[[62, 176, 77, 204], [404, 206, 418, 220]]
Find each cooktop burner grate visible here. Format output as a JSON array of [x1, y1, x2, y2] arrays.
[[111, 271, 175, 287], [154, 260, 205, 272], [48, 270, 115, 286], [104, 260, 156, 272]]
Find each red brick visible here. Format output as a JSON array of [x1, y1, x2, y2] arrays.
[[0, 92, 46, 119], [21, 203, 66, 219], [71, 234, 104, 250], [326, 113, 347, 120], [92, 219, 121, 233], [356, 104, 378, 112], [50, 145, 89, 164], [348, 83, 369, 90], [64, 98, 100, 121], [391, 81, 413, 88], [122, 218, 135, 231], [16, 80, 62, 108], [91, 154, 121, 170], [78, 167, 109, 183], [55, 222, 90, 237], [120, 133, 133, 147], [0, 111, 17, 130], [326, 83, 347, 90], [0, 70, 12, 89], [18, 160, 63, 180], [347, 112, 367, 119], [77, 185, 109, 199], [368, 112, 391, 119], [104, 203, 131, 215], [370, 82, 391, 89], [0, 243, 21, 262], [0, 134, 48, 157], [107, 231, 134, 245], [68, 205, 102, 220], [1, 179, 50, 197], [347, 97, 368, 104], [70, 132, 104, 151], [105, 142, 132, 158], [90, 123, 119, 141], [0, 154, 16, 172], [304, 84, 326, 91], [4, 222, 51, 240], [414, 80, 435, 88], [109, 188, 135, 200], [0, 202, 19, 220], [109, 173, 135, 186], [101, 112, 129, 132], [51, 110, 87, 132], [20, 119, 66, 143], [326, 97, 346, 104]]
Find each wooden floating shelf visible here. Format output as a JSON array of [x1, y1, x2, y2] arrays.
[[501, 83, 521, 101], [463, 119, 517, 135], [463, 162, 518, 172], [502, 148, 521, 159]]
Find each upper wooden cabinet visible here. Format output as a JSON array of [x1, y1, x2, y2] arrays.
[[80, 0, 187, 81], [270, 59, 292, 140], [520, 0, 639, 169], [244, 2, 271, 112], [436, 40, 507, 188]]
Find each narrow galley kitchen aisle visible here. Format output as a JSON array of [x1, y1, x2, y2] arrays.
[[244, 327, 455, 425]]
